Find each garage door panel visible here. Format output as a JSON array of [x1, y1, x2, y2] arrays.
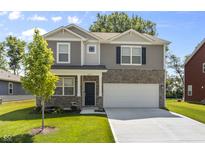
[[103, 83, 159, 108]]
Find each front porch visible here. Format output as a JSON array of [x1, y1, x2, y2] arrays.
[[36, 67, 107, 109]]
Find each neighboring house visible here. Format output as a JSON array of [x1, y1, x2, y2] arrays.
[[37, 24, 170, 109], [185, 39, 205, 102], [0, 69, 32, 102]]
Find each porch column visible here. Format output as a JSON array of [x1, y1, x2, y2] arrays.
[[77, 74, 81, 96], [99, 74, 102, 96]]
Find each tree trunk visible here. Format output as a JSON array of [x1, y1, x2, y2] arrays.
[[41, 98, 45, 131]]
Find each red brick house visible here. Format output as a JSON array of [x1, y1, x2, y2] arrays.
[[185, 39, 205, 102]]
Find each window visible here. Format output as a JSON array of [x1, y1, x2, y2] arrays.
[[87, 44, 96, 54], [55, 78, 63, 95], [188, 85, 192, 96], [57, 43, 70, 63], [203, 63, 205, 73], [8, 82, 13, 95], [64, 78, 75, 95], [121, 46, 142, 65], [54, 77, 75, 96]]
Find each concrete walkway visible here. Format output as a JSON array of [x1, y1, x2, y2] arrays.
[[105, 108, 205, 143]]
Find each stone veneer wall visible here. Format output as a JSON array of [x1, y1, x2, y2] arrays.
[[36, 69, 165, 109], [102, 69, 165, 108]]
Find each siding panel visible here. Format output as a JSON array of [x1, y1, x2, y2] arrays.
[[100, 44, 164, 70], [47, 40, 81, 65]]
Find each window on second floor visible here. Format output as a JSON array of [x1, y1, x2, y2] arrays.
[[121, 46, 142, 65], [203, 63, 205, 73], [57, 42, 70, 63]]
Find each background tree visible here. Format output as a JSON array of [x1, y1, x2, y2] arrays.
[[167, 52, 184, 86], [89, 12, 157, 35], [0, 42, 8, 70], [22, 30, 58, 131], [166, 75, 183, 99], [166, 52, 187, 99], [5, 36, 25, 75]]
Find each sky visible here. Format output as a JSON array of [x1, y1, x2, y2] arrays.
[[0, 11, 205, 59]]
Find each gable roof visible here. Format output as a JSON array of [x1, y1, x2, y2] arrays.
[[185, 38, 205, 65], [66, 24, 101, 40], [91, 32, 120, 40], [43, 24, 170, 45], [0, 69, 21, 82], [43, 27, 86, 40], [92, 29, 170, 45], [109, 29, 153, 42]]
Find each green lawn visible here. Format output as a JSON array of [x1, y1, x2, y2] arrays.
[[166, 99, 205, 124], [0, 100, 114, 143]]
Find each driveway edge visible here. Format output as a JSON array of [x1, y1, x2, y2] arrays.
[[168, 110, 205, 125], [105, 109, 118, 143]]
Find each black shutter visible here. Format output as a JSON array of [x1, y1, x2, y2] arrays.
[[116, 47, 121, 64], [142, 47, 146, 65]]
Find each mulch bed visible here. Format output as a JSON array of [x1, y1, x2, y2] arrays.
[[30, 126, 57, 135]]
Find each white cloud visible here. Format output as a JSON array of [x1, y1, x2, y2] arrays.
[[21, 28, 47, 41], [67, 16, 81, 24], [8, 11, 23, 20], [51, 16, 62, 22], [28, 14, 47, 21], [0, 11, 7, 16]]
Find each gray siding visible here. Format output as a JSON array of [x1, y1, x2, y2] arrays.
[[13, 82, 28, 95], [0, 80, 28, 95], [100, 44, 164, 70], [47, 40, 81, 65], [0, 80, 8, 95], [84, 42, 100, 65]]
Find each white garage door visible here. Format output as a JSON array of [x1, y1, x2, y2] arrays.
[[103, 83, 159, 108]]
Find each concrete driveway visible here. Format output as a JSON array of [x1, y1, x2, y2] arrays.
[[105, 108, 205, 142]]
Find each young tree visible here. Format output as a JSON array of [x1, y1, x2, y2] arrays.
[[0, 42, 8, 70], [5, 36, 26, 75], [22, 29, 58, 131], [89, 12, 157, 35]]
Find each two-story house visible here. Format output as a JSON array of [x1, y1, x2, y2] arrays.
[[185, 39, 205, 102], [37, 24, 170, 109]]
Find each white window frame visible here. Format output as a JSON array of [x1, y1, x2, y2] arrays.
[[8, 82, 13, 95], [202, 63, 205, 73], [57, 42, 70, 63], [63, 77, 75, 96], [87, 44, 97, 54], [121, 45, 142, 65], [54, 77, 75, 96], [188, 85, 192, 96]]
